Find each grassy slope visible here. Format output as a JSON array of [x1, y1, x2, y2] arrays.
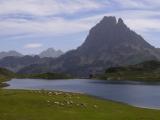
[[0, 89, 160, 120], [0, 68, 15, 87], [0, 68, 14, 81], [98, 60, 160, 81]]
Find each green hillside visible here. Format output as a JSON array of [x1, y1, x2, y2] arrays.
[[98, 60, 160, 81], [0, 67, 15, 87]]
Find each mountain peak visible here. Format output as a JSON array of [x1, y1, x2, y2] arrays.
[[101, 16, 117, 25], [78, 16, 159, 63], [118, 18, 124, 24], [39, 48, 63, 58], [101, 16, 125, 25], [46, 48, 56, 52]]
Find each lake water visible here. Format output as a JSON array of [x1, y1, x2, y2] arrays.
[[5, 78, 160, 109]]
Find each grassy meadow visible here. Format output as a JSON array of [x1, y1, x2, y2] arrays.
[[0, 89, 160, 120]]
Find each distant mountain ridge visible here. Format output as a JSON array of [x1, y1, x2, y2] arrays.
[[0, 48, 63, 59], [0, 56, 53, 72], [0, 51, 23, 59], [39, 48, 63, 58], [0, 48, 63, 72], [18, 16, 160, 77]]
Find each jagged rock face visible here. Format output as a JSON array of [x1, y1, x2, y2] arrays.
[[76, 16, 159, 65], [18, 16, 160, 77]]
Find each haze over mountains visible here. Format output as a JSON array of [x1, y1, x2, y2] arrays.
[[0, 56, 53, 72], [0, 48, 63, 59], [39, 48, 63, 58], [0, 51, 23, 59], [0, 48, 63, 72], [1, 16, 160, 77]]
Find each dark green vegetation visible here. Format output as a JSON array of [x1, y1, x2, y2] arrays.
[[0, 89, 160, 120], [98, 60, 160, 81], [18, 72, 72, 80], [0, 68, 15, 87], [0, 66, 71, 88]]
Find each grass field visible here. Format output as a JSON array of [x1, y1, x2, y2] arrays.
[[0, 67, 15, 87], [0, 89, 160, 120]]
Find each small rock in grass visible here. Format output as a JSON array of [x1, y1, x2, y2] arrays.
[[93, 105, 98, 108]]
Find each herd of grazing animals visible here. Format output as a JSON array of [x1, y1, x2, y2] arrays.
[[29, 90, 98, 109]]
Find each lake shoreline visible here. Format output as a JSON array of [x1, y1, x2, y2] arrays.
[[2, 88, 160, 111], [4, 78, 160, 110], [0, 82, 9, 87], [2, 79, 152, 110], [8, 77, 160, 85]]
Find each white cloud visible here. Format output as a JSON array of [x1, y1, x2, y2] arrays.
[[113, 0, 147, 9], [0, 17, 91, 39], [1, 9, 160, 40], [24, 43, 43, 48], [0, 0, 106, 38], [112, 0, 160, 9], [0, 0, 160, 48], [0, 0, 105, 16]]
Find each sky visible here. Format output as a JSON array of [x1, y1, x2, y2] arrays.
[[0, 0, 160, 54]]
